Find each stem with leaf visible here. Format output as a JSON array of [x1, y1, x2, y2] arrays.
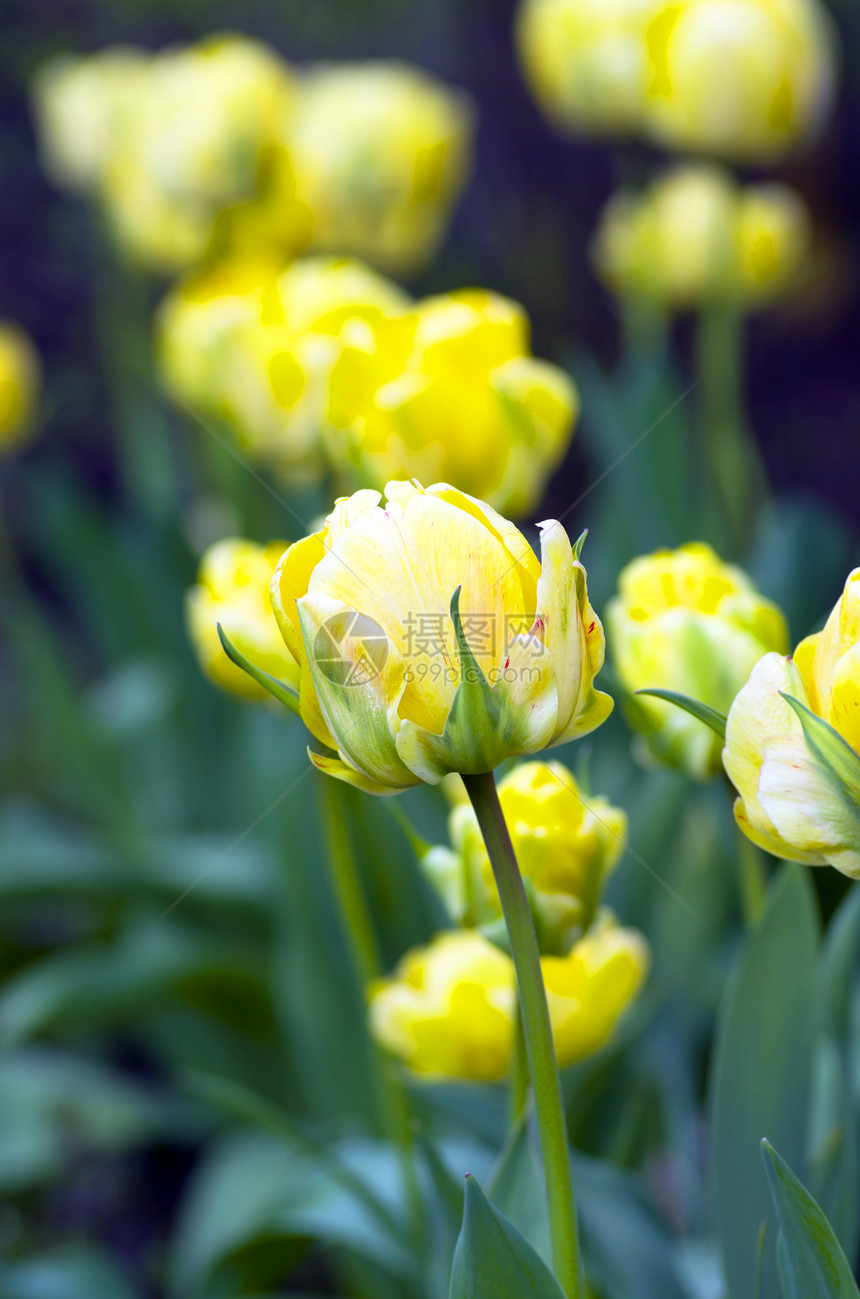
[[462, 770, 583, 1299]]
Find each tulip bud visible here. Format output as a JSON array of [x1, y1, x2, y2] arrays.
[[608, 543, 788, 778], [516, 0, 655, 136], [157, 256, 408, 482], [267, 480, 612, 794], [592, 165, 810, 310], [325, 290, 577, 516], [284, 63, 473, 273], [425, 760, 626, 951], [186, 538, 299, 702], [0, 323, 40, 457], [642, 0, 836, 162], [724, 569, 860, 877], [368, 917, 648, 1081]]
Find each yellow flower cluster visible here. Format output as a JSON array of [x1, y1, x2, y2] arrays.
[[725, 569, 860, 877], [186, 538, 299, 702], [608, 543, 788, 779], [593, 166, 811, 311], [425, 761, 626, 950], [517, 0, 836, 162], [369, 914, 648, 1082], [33, 38, 472, 274], [158, 262, 577, 513], [0, 322, 40, 456]]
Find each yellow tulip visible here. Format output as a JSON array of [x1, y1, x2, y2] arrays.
[[608, 543, 788, 778], [592, 165, 810, 310], [157, 255, 408, 482], [283, 62, 473, 273], [0, 323, 40, 456], [325, 289, 577, 516], [186, 538, 299, 702], [517, 0, 656, 136], [267, 480, 612, 794], [368, 917, 648, 1081], [642, 0, 836, 162], [724, 569, 860, 877], [425, 760, 626, 949]]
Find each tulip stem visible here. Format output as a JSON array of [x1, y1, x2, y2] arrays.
[[510, 1004, 530, 1127], [463, 771, 583, 1299]]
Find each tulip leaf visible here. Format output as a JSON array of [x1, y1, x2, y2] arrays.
[[761, 1140, 860, 1299], [779, 694, 860, 810], [711, 866, 818, 1299], [449, 1174, 566, 1299], [443, 587, 514, 774], [216, 624, 301, 716], [635, 688, 727, 739], [572, 529, 587, 561]]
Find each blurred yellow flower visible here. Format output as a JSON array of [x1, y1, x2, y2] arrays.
[[608, 542, 788, 778], [593, 165, 810, 310], [186, 537, 298, 702], [325, 289, 577, 515], [642, 0, 837, 162], [517, 0, 656, 136], [368, 917, 648, 1081], [157, 255, 409, 482], [282, 62, 472, 273], [724, 569, 860, 876], [0, 322, 40, 456], [425, 761, 626, 949], [268, 481, 612, 794]]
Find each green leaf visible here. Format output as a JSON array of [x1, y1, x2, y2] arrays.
[[761, 1140, 860, 1298], [634, 689, 727, 739], [780, 695, 860, 812], [217, 623, 301, 715], [488, 1118, 553, 1267], [710, 866, 819, 1299], [444, 587, 513, 774], [449, 1174, 567, 1299]]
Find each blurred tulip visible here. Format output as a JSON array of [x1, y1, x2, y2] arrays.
[[642, 0, 836, 161], [593, 165, 810, 310], [0, 322, 40, 456], [267, 481, 612, 794], [608, 542, 788, 778], [517, 0, 655, 136], [186, 537, 299, 701], [283, 62, 472, 273], [725, 569, 860, 876], [424, 760, 626, 950], [157, 255, 408, 481], [325, 289, 577, 515], [368, 916, 648, 1081]]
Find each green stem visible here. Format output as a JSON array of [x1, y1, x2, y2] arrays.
[[509, 1003, 529, 1128], [737, 829, 768, 930], [463, 771, 583, 1299], [696, 304, 768, 555]]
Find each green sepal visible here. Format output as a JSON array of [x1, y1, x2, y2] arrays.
[[449, 1174, 566, 1299], [635, 688, 727, 739], [761, 1139, 860, 1298], [780, 694, 860, 808], [217, 623, 301, 716], [441, 587, 515, 775], [572, 529, 587, 562]]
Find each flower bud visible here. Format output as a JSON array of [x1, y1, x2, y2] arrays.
[[425, 760, 626, 951], [592, 165, 810, 310], [186, 538, 298, 702], [284, 63, 473, 272], [268, 480, 612, 793], [516, 0, 655, 136], [642, 0, 836, 162], [325, 290, 577, 516], [724, 570, 860, 877], [368, 917, 648, 1081], [157, 256, 408, 482], [608, 543, 788, 778], [0, 323, 40, 456]]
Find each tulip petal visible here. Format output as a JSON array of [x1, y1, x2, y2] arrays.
[[297, 591, 418, 791], [308, 748, 404, 796], [758, 730, 860, 875], [732, 796, 826, 866]]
